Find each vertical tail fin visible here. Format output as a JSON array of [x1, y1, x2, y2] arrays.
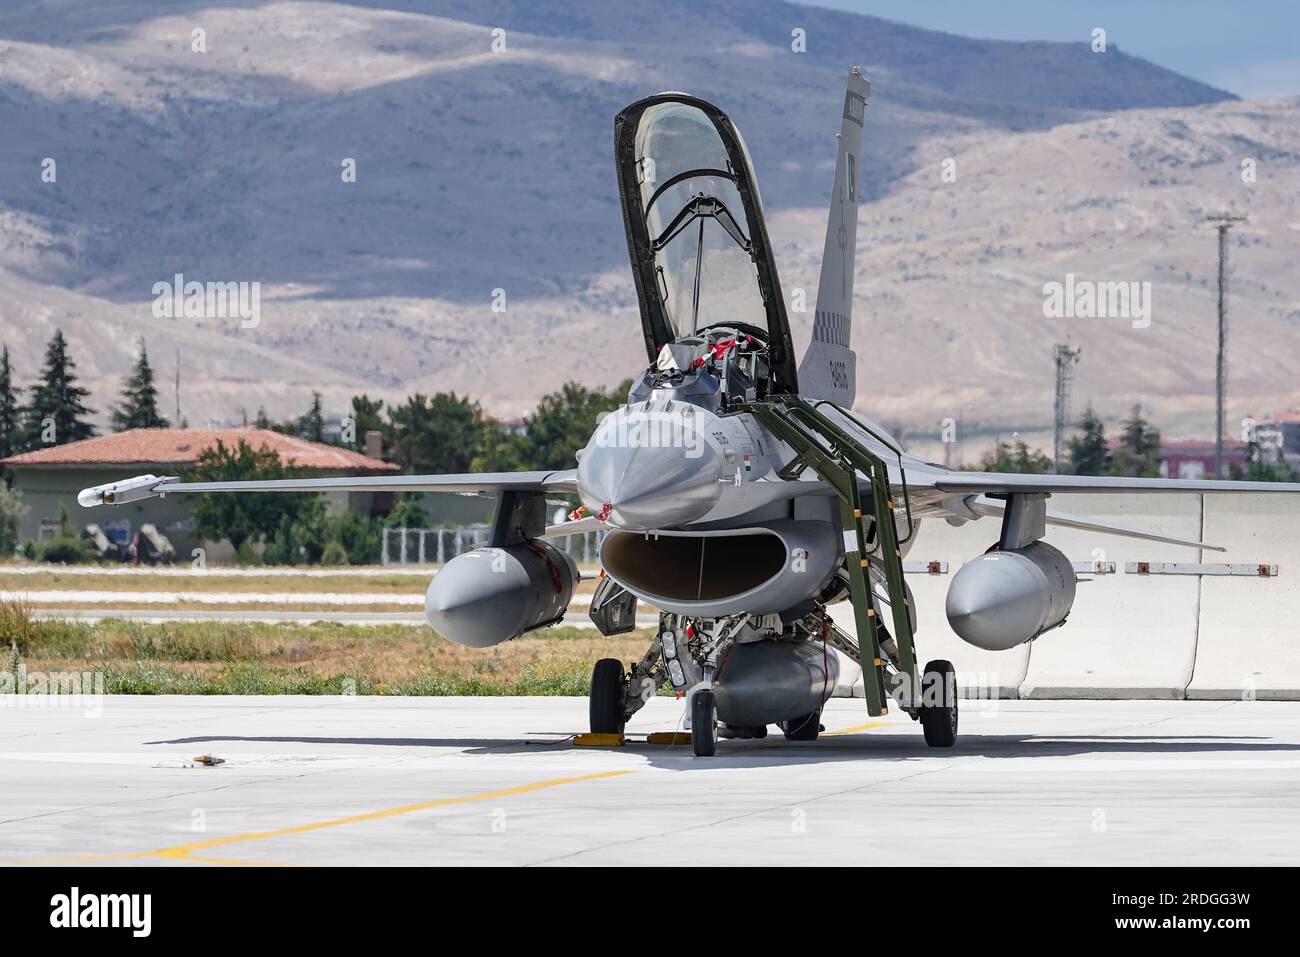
[[797, 68, 870, 407]]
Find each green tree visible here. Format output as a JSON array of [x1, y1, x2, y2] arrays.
[[386, 392, 485, 474], [297, 391, 325, 442], [187, 440, 318, 551], [384, 493, 430, 528], [0, 346, 19, 461], [20, 330, 96, 449], [525, 380, 632, 471], [1066, 405, 1109, 475], [348, 395, 386, 452], [333, 511, 382, 565], [975, 438, 1054, 474], [320, 540, 349, 566], [1232, 441, 1300, 483], [248, 405, 303, 436], [470, 422, 531, 472], [1108, 405, 1161, 477], [262, 496, 330, 565], [109, 339, 169, 431], [0, 485, 27, 555]]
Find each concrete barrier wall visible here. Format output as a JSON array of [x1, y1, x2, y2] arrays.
[[1189, 493, 1300, 699], [1021, 493, 1202, 698], [829, 491, 1299, 701]]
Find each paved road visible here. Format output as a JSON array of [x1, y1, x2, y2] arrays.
[[1, 696, 1297, 866]]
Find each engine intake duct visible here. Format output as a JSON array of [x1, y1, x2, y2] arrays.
[[600, 520, 839, 617]]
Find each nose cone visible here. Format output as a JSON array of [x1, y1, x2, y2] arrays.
[[577, 408, 721, 530], [944, 552, 1047, 651]]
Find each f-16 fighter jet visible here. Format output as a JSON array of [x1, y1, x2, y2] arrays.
[[82, 69, 1300, 756]]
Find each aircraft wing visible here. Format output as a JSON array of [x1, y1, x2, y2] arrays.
[[885, 467, 1300, 551], [965, 495, 1225, 551], [78, 470, 578, 507], [918, 469, 1300, 496]]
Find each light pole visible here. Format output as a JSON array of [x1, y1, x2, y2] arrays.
[[1206, 213, 1247, 479]]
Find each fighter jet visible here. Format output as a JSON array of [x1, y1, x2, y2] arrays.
[[82, 69, 1300, 756]]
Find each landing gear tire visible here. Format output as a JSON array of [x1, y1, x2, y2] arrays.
[[781, 710, 822, 741], [919, 659, 958, 748], [692, 690, 718, 756], [589, 658, 626, 734]]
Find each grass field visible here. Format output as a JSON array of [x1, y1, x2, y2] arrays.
[[0, 563, 616, 619], [0, 568, 598, 594], [1, 596, 655, 696], [26, 600, 428, 613], [0, 571, 428, 594], [0, 565, 651, 696]]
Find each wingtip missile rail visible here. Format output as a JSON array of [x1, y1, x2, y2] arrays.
[[77, 474, 177, 508]]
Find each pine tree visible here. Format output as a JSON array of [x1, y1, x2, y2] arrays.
[[0, 346, 18, 459], [20, 330, 96, 449], [1066, 405, 1109, 475], [348, 394, 385, 451], [297, 392, 325, 442], [1109, 404, 1162, 477], [110, 339, 169, 432]]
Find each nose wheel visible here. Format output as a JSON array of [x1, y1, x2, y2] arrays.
[[691, 689, 718, 756]]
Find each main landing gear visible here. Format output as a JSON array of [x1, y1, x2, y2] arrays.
[[586, 621, 961, 756], [589, 658, 627, 735], [919, 659, 958, 747]]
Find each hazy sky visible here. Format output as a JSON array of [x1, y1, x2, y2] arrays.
[[806, 0, 1300, 98]]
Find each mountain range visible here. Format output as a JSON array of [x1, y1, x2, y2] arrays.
[[2, 0, 1294, 461]]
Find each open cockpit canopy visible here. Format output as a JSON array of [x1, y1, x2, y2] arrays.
[[614, 93, 798, 394]]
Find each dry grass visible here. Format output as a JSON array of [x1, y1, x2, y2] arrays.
[[0, 568, 649, 695], [19, 600, 427, 613], [0, 567, 602, 596], [7, 612, 654, 695], [0, 595, 39, 653]]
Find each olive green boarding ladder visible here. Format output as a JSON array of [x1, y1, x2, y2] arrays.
[[738, 395, 919, 717]]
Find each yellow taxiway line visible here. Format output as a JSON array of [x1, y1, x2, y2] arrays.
[[0, 769, 636, 867], [821, 721, 892, 736], [3, 722, 895, 865]]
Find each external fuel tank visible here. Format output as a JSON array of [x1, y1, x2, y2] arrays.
[[712, 639, 838, 727]]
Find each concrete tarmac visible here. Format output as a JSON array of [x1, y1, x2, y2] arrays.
[[1, 696, 1297, 866]]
